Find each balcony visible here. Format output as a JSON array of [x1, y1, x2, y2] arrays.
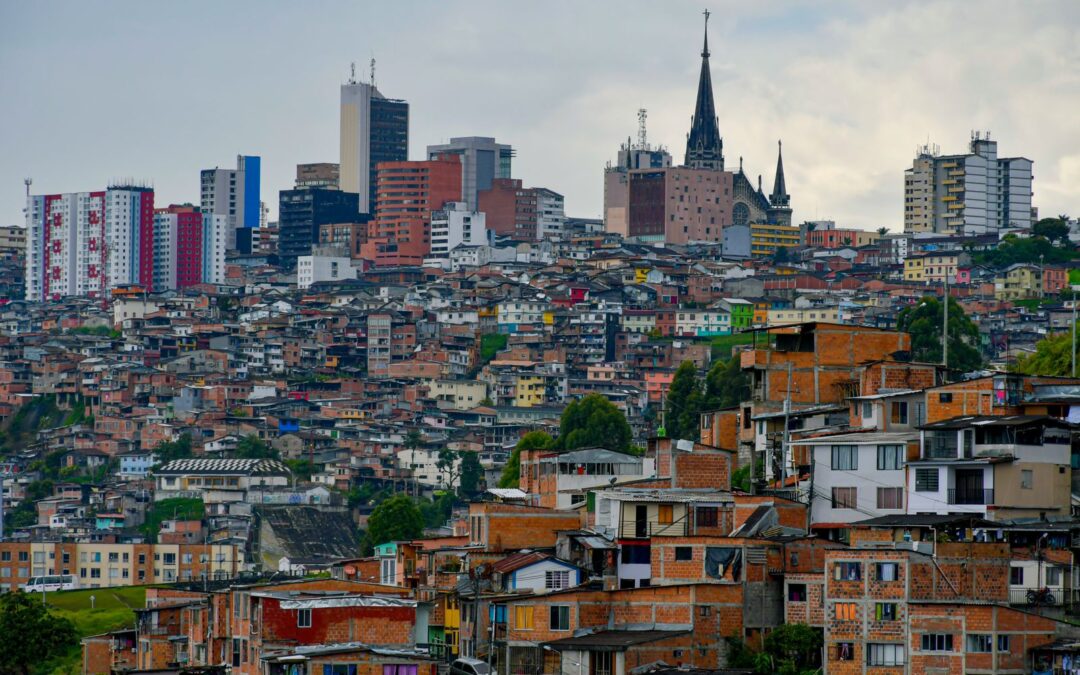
[[619, 518, 689, 538], [947, 488, 993, 505]]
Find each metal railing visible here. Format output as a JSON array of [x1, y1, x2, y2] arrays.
[[947, 488, 994, 505], [619, 519, 689, 538]]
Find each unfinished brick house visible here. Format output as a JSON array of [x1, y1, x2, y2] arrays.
[[784, 529, 1080, 674], [499, 583, 744, 675]]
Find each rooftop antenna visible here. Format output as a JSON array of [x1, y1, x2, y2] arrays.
[[23, 178, 32, 215], [349, 62, 356, 84], [637, 108, 648, 150], [370, 57, 376, 89]]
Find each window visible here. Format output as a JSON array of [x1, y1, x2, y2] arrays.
[[998, 635, 1010, 651], [675, 547, 693, 561], [1021, 469, 1033, 489], [834, 603, 857, 620], [1046, 566, 1062, 586], [658, 505, 673, 524], [788, 584, 807, 602], [835, 642, 854, 661], [834, 562, 861, 581], [696, 506, 718, 527], [877, 445, 903, 470], [297, 608, 311, 628], [876, 562, 899, 581], [515, 605, 535, 630], [1010, 566, 1024, 585], [877, 488, 903, 510], [966, 634, 992, 653], [862, 402, 873, 419], [544, 570, 570, 590], [874, 603, 897, 621], [549, 605, 570, 631], [939, 392, 953, 403], [621, 545, 650, 565], [831, 487, 857, 509], [163, 553, 176, 565], [920, 634, 953, 652], [831, 445, 858, 470], [0, 552, 7, 562], [915, 468, 939, 492], [867, 643, 905, 666], [890, 402, 909, 424]]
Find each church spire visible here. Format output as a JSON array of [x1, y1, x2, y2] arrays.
[[770, 140, 790, 207], [684, 9, 724, 171]]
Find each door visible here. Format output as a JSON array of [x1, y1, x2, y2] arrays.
[[954, 469, 984, 504], [635, 505, 648, 538]]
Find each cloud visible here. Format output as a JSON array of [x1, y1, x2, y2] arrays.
[[0, 0, 1076, 231]]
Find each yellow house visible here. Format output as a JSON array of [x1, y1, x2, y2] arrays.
[[995, 264, 1044, 301], [903, 256, 926, 282], [514, 375, 545, 407]]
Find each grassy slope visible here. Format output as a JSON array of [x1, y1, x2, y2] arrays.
[[42, 587, 146, 675], [708, 332, 755, 360]]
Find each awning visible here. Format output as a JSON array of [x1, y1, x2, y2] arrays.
[[577, 536, 615, 550]]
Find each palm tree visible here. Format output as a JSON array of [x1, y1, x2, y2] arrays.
[[877, 227, 889, 238]]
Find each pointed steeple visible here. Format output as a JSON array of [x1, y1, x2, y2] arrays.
[[767, 139, 793, 226], [684, 10, 724, 171], [770, 140, 790, 207]]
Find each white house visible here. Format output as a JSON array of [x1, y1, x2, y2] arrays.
[[790, 431, 918, 527]]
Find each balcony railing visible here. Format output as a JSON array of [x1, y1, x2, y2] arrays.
[[947, 488, 994, 505], [619, 519, 689, 538]]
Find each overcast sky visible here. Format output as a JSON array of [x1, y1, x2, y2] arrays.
[[2, 0, 1078, 231]]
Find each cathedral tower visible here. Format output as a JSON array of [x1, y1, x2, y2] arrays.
[[684, 10, 724, 171]]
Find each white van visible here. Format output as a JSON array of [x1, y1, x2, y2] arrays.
[[23, 574, 78, 592]]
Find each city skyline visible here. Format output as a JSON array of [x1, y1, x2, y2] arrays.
[[2, 0, 1078, 230]]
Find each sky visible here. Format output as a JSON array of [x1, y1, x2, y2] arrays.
[[2, 0, 1078, 231]]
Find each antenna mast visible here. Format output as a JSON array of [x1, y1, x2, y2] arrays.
[[370, 57, 376, 89], [637, 108, 648, 150], [349, 62, 356, 84]]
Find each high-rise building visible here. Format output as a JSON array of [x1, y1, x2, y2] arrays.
[[25, 187, 157, 301], [200, 155, 260, 249], [429, 202, 488, 258], [425, 137, 514, 210], [904, 133, 1033, 235], [104, 186, 155, 289], [478, 178, 535, 239], [339, 75, 408, 215], [150, 206, 194, 291], [278, 188, 361, 261], [626, 168, 733, 244], [603, 112, 673, 236], [201, 211, 227, 285], [535, 188, 566, 239], [361, 155, 462, 266]]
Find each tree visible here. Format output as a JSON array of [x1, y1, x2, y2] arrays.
[[973, 233, 1079, 267], [284, 459, 315, 482], [559, 394, 633, 452], [458, 450, 482, 500], [404, 429, 423, 451], [665, 361, 703, 441], [771, 246, 790, 264], [760, 623, 823, 675], [1015, 329, 1077, 376], [436, 449, 462, 491], [1033, 217, 1070, 245], [897, 296, 984, 374], [154, 433, 193, 465], [235, 435, 278, 460], [499, 431, 553, 488], [877, 226, 889, 238], [0, 591, 78, 675], [363, 494, 424, 553], [703, 356, 749, 410]]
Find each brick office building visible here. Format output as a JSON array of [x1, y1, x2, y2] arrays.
[[362, 155, 462, 266]]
